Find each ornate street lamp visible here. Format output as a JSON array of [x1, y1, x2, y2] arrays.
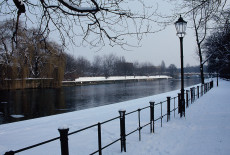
[[175, 15, 187, 117]]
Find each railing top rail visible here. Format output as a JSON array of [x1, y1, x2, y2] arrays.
[[101, 116, 120, 125], [68, 123, 98, 136], [13, 136, 60, 154], [139, 105, 150, 111], [126, 109, 138, 115], [155, 102, 162, 106]]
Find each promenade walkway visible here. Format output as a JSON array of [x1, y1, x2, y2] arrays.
[[122, 79, 230, 155]]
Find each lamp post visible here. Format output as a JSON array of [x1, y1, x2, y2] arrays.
[[175, 15, 187, 117]]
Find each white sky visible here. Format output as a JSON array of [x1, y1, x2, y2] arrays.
[[67, 0, 229, 68], [68, 24, 199, 68], [65, 0, 200, 68]]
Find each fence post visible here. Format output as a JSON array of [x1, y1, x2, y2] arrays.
[[58, 127, 69, 155], [204, 84, 206, 94], [138, 109, 141, 141], [217, 74, 219, 87], [193, 87, 195, 101], [204, 84, 205, 94], [186, 90, 189, 108], [197, 86, 199, 98], [160, 102, 163, 127], [98, 122, 102, 155], [178, 93, 181, 114], [119, 110, 126, 152], [204, 83, 207, 93], [149, 101, 155, 133], [204, 83, 205, 93], [193, 88, 195, 100], [201, 84, 203, 96], [167, 97, 171, 122], [174, 97, 176, 118], [190, 88, 193, 103]]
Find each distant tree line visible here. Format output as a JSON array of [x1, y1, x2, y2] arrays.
[[64, 53, 173, 80], [184, 64, 208, 73], [64, 53, 204, 80]]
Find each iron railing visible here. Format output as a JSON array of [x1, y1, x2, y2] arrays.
[[4, 80, 214, 155]]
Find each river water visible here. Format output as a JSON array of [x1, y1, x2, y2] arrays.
[[0, 78, 201, 124]]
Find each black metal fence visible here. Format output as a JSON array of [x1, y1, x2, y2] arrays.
[[4, 81, 214, 155]]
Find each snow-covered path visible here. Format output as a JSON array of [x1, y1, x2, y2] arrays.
[[124, 79, 230, 155], [0, 79, 230, 155]]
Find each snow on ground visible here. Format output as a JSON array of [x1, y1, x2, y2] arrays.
[[74, 75, 170, 82], [0, 79, 229, 155], [123, 79, 230, 155]]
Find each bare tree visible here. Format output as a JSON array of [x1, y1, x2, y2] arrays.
[[203, 10, 230, 78], [64, 53, 79, 80], [91, 55, 103, 76], [103, 54, 118, 78], [160, 60, 166, 75], [0, 0, 161, 50], [178, 0, 227, 84], [168, 64, 178, 78], [75, 56, 91, 77]]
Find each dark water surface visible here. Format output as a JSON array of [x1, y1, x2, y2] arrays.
[[0, 78, 201, 124]]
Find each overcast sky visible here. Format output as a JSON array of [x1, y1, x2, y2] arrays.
[[65, 0, 200, 68], [68, 24, 199, 68], [66, 0, 229, 68]]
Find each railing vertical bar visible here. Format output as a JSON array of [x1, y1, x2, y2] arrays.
[[98, 122, 102, 155], [138, 109, 141, 141], [178, 93, 181, 114], [58, 127, 69, 155], [197, 86, 199, 98], [161, 102, 162, 127], [167, 97, 170, 122], [174, 97, 175, 118], [119, 110, 126, 152], [186, 90, 189, 108], [149, 102, 155, 133]]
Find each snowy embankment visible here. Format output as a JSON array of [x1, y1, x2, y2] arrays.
[[0, 79, 230, 155], [74, 75, 170, 82]]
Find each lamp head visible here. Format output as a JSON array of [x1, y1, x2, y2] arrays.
[[175, 15, 187, 38]]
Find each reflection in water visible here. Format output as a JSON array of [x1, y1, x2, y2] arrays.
[[0, 78, 200, 124]]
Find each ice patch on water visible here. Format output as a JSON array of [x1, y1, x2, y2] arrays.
[[10, 115, 24, 118]]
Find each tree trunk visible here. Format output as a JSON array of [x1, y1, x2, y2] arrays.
[[198, 43, 205, 84]]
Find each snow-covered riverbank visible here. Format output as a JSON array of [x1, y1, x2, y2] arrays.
[[74, 75, 170, 82], [63, 76, 171, 87], [1, 79, 229, 155]]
